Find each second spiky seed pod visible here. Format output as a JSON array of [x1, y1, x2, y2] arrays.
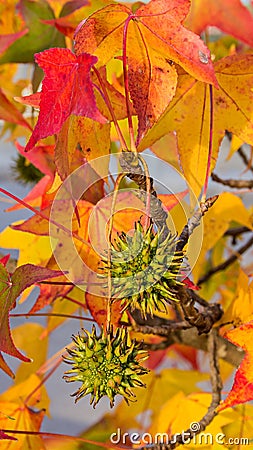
[[63, 326, 149, 408]]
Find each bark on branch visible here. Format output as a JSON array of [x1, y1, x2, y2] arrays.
[[211, 172, 253, 189]]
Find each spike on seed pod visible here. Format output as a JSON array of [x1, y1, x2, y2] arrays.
[[63, 326, 149, 408], [101, 221, 183, 318]]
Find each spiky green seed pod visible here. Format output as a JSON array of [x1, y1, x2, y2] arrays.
[[12, 154, 44, 185], [63, 326, 149, 408], [102, 221, 183, 317]]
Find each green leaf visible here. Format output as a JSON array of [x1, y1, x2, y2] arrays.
[[0, 0, 65, 64]]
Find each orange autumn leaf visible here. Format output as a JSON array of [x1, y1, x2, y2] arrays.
[[0, 88, 32, 130], [0, 0, 25, 37], [0, 375, 46, 449], [186, 0, 253, 47], [55, 116, 111, 181], [43, 0, 113, 38], [139, 53, 253, 197], [219, 321, 253, 410], [29, 280, 74, 314], [0, 352, 14, 379], [15, 92, 41, 108], [6, 175, 53, 212], [75, 0, 216, 84], [11, 199, 94, 236], [86, 292, 122, 329], [75, 0, 217, 139]]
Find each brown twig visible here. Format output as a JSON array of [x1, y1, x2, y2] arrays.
[[176, 196, 219, 252], [205, 329, 223, 407], [198, 234, 253, 285], [225, 131, 253, 173], [211, 172, 253, 189], [224, 226, 251, 246], [119, 151, 169, 237], [176, 286, 223, 334], [237, 147, 253, 173], [134, 316, 244, 367], [136, 321, 192, 337]]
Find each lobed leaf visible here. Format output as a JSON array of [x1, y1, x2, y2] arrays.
[[139, 54, 253, 197], [0, 262, 63, 371], [25, 48, 106, 151], [74, 0, 217, 139]]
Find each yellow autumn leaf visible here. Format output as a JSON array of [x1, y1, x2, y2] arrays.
[[0, 375, 47, 446], [12, 323, 48, 385], [222, 270, 253, 326], [222, 403, 253, 448], [227, 135, 244, 159], [192, 192, 252, 281], [138, 54, 253, 197], [149, 392, 233, 449], [113, 368, 209, 430], [0, 401, 45, 450], [0, 0, 24, 33], [0, 225, 52, 303], [0, 373, 45, 406], [0, 225, 51, 268]]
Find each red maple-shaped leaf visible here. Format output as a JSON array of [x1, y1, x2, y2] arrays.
[[25, 48, 106, 151], [0, 262, 63, 371], [219, 321, 253, 410]]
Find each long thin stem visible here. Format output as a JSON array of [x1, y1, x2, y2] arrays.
[[93, 68, 128, 151], [202, 84, 214, 201], [122, 15, 137, 152], [138, 154, 151, 231], [198, 234, 253, 285], [211, 172, 253, 189], [135, 21, 152, 147], [0, 430, 126, 449], [24, 359, 62, 405], [106, 173, 126, 329], [10, 312, 94, 321]]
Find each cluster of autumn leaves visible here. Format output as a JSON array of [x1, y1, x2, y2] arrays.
[[1, 0, 253, 448]]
